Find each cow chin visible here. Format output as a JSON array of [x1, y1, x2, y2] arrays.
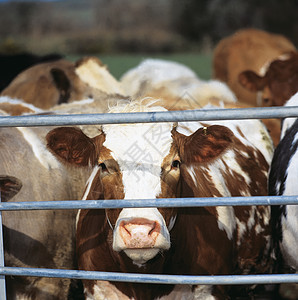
[[124, 248, 160, 265]]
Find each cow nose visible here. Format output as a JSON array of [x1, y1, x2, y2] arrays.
[[119, 218, 160, 249]]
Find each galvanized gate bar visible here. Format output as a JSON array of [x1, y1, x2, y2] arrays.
[[0, 107, 297, 295], [0, 196, 297, 211], [0, 267, 297, 285], [0, 193, 6, 299], [0, 106, 298, 127]]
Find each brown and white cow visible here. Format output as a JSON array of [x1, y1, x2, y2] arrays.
[[1, 56, 124, 110], [47, 99, 274, 299], [213, 28, 296, 107]]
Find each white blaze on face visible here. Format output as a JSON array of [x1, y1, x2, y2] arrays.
[[102, 119, 173, 200]]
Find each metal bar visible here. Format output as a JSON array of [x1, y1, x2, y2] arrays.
[[0, 193, 6, 299], [0, 196, 297, 211], [0, 106, 298, 127], [0, 267, 297, 285], [0, 108, 297, 289]]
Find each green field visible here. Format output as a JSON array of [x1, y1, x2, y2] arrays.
[[69, 53, 212, 80]]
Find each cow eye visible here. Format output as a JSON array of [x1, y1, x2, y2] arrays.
[[171, 160, 181, 169], [99, 162, 108, 172]]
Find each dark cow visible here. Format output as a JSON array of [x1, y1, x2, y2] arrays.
[[0, 52, 63, 92], [239, 52, 298, 107], [1, 56, 123, 110], [47, 100, 274, 299], [0, 119, 90, 299], [213, 28, 296, 107]]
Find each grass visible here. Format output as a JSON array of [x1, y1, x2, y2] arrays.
[[68, 52, 212, 80]]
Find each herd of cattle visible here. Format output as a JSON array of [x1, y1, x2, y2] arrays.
[[0, 28, 297, 299]]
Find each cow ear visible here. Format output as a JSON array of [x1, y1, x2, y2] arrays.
[[50, 68, 71, 105], [0, 175, 22, 202], [173, 125, 234, 164], [46, 127, 101, 166], [238, 70, 266, 92]]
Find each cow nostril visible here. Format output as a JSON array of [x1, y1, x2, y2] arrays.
[[123, 225, 132, 236], [148, 222, 157, 236]]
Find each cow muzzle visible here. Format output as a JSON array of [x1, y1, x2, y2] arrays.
[[112, 209, 171, 264]]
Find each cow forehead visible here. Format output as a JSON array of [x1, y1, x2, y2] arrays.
[[102, 121, 174, 199]]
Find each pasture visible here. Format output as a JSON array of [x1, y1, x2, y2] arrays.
[[69, 52, 213, 80]]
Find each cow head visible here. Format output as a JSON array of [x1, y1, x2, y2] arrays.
[[238, 52, 298, 106], [46, 102, 234, 265]]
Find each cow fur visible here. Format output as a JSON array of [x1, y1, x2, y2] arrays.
[[120, 58, 237, 110]]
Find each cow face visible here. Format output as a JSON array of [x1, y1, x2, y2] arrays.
[[47, 106, 234, 265], [238, 52, 298, 106]]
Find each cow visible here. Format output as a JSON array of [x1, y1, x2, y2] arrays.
[[0, 52, 63, 92], [47, 99, 274, 299], [212, 28, 296, 107], [268, 92, 298, 299], [269, 92, 298, 271], [1, 56, 124, 109]]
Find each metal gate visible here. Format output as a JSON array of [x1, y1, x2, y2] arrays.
[[0, 106, 298, 299]]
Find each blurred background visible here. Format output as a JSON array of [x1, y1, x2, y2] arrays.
[[0, 0, 297, 79]]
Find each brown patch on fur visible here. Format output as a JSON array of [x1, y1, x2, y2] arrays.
[[173, 125, 234, 164], [46, 127, 104, 166]]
